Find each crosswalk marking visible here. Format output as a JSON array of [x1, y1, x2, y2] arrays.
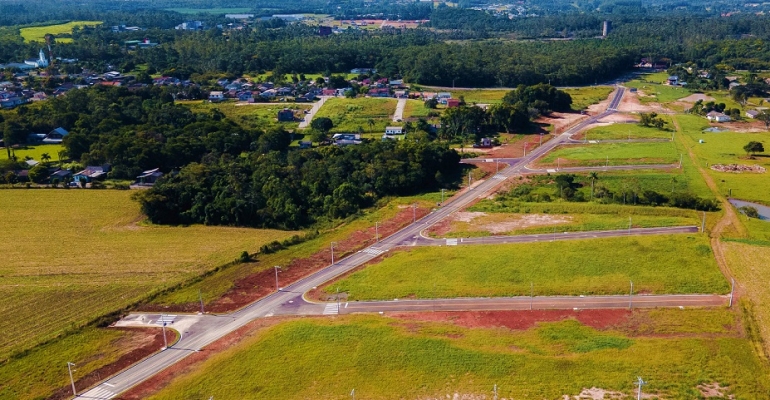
[[323, 303, 339, 315], [156, 314, 177, 325], [446, 238, 458, 246], [492, 174, 506, 180], [362, 248, 384, 256], [82, 387, 116, 399]]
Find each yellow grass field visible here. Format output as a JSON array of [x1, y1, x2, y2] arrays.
[[0, 190, 295, 360], [19, 21, 102, 43]]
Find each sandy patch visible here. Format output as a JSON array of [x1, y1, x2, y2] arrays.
[[617, 91, 671, 114], [563, 387, 627, 400], [717, 120, 769, 133], [710, 164, 766, 173], [483, 214, 572, 234], [678, 93, 715, 103], [453, 211, 487, 222]]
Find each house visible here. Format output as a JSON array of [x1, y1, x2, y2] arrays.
[[350, 68, 376, 74], [43, 127, 69, 144], [176, 21, 204, 30], [706, 111, 731, 122], [394, 90, 408, 99], [136, 168, 163, 185], [322, 89, 337, 97], [277, 108, 295, 122], [73, 165, 110, 184], [368, 88, 390, 97], [474, 137, 493, 148], [746, 110, 761, 119], [0, 96, 25, 109], [49, 169, 72, 182], [276, 87, 293, 96], [446, 99, 461, 108], [385, 126, 404, 135], [299, 141, 313, 149], [666, 76, 679, 85], [238, 92, 253, 101], [259, 89, 277, 98], [437, 92, 452, 100], [208, 91, 224, 102], [389, 79, 404, 87], [27, 133, 46, 144]]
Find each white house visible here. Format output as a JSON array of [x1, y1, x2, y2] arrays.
[[385, 126, 404, 135], [208, 91, 224, 102], [706, 111, 731, 123], [746, 110, 761, 119], [43, 127, 69, 144], [24, 49, 49, 68]]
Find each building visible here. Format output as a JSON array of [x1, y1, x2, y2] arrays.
[[136, 168, 163, 185], [299, 141, 313, 149], [350, 68, 376, 74], [746, 110, 761, 119], [43, 127, 69, 144], [706, 111, 731, 123], [368, 88, 390, 98], [385, 126, 404, 135], [24, 49, 49, 69], [277, 108, 295, 122], [73, 165, 110, 184], [667, 76, 679, 85], [394, 90, 408, 99], [208, 91, 224, 102], [602, 20, 612, 37], [446, 99, 461, 108]]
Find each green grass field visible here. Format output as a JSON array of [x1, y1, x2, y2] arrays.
[[146, 311, 770, 399], [327, 235, 727, 299], [0, 144, 64, 162], [564, 86, 614, 110], [0, 190, 294, 360], [676, 114, 770, 205], [538, 142, 679, 167], [19, 21, 102, 43], [314, 98, 397, 133], [402, 99, 435, 119], [165, 7, 252, 14], [578, 123, 673, 141], [178, 101, 311, 130]]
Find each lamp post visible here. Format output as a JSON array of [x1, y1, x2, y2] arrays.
[[274, 266, 281, 291], [412, 203, 417, 223], [441, 188, 445, 204], [161, 317, 168, 350], [331, 242, 337, 265], [375, 222, 380, 242], [67, 362, 76, 396]]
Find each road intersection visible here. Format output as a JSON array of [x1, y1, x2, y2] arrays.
[[77, 86, 726, 399]]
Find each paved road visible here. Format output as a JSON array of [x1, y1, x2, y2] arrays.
[[297, 96, 330, 129], [338, 294, 727, 314], [408, 225, 699, 247], [393, 98, 406, 122], [75, 86, 716, 399]]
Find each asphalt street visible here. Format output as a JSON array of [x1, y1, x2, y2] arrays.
[[75, 86, 724, 399]]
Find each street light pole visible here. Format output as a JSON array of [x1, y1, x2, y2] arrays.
[[161, 318, 168, 350], [729, 278, 735, 307], [412, 203, 417, 223], [628, 217, 632, 234], [67, 362, 76, 397], [629, 281, 633, 309], [331, 242, 337, 265], [274, 266, 281, 291], [441, 188, 445, 204], [199, 289, 204, 314], [375, 221, 380, 242]]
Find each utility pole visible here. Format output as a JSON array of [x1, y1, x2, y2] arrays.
[[557, 157, 560, 171], [412, 203, 417, 223], [539, 133, 543, 146], [337, 287, 341, 313], [635, 377, 646, 400], [198, 289, 204, 314], [441, 188, 445, 204], [679, 153, 683, 169], [493, 384, 498, 400], [628, 217, 632, 234], [530, 282, 533, 311], [729, 278, 735, 307], [331, 242, 337, 265], [468, 171, 472, 190], [161, 318, 168, 350], [274, 266, 281, 291], [523, 143, 527, 157], [701, 212, 706, 233], [606, 155, 609, 167], [351, 389, 356, 400], [375, 221, 380, 242], [629, 281, 634, 309], [67, 362, 76, 397]]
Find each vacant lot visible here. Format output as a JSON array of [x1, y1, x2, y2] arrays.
[[576, 122, 672, 141], [677, 114, 770, 205], [315, 97, 397, 133], [538, 142, 679, 167], [327, 235, 726, 300], [20, 21, 102, 43], [0, 190, 293, 360], [179, 101, 311, 130], [145, 310, 769, 399], [564, 86, 614, 110]]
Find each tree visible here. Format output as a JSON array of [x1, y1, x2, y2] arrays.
[[588, 172, 598, 198], [638, 112, 666, 130], [744, 141, 765, 157], [424, 98, 438, 109], [367, 118, 375, 132], [311, 117, 334, 134], [28, 163, 48, 183], [41, 153, 51, 164]]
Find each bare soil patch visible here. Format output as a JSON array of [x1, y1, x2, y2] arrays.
[[718, 120, 769, 133], [49, 328, 174, 400], [486, 133, 555, 159], [563, 387, 627, 400], [388, 309, 632, 331], [115, 317, 290, 400], [140, 206, 431, 314], [425, 212, 573, 237], [679, 93, 715, 103], [618, 91, 672, 114], [710, 164, 766, 173], [697, 383, 735, 399]]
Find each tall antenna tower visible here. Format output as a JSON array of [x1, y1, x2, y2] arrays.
[[635, 376, 647, 400]]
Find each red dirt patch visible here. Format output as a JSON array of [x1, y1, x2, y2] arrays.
[[141, 206, 431, 314], [388, 309, 633, 331], [48, 328, 175, 400], [115, 317, 289, 400]]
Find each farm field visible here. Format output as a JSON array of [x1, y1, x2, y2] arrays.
[[0, 190, 294, 360], [178, 100, 311, 130], [724, 242, 770, 355], [0, 144, 64, 161], [676, 114, 770, 205], [326, 235, 727, 300], [575, 122, 672, 141], [429, 207, 699, 238], [564, 86, 614, 110], [145, 310, 770, 399], [314, 97, 397, 133], [19, 21, 102, 43], [537, 142, 679, 167]]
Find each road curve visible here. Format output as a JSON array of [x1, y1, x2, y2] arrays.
[[74, 86, 716, 400]]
